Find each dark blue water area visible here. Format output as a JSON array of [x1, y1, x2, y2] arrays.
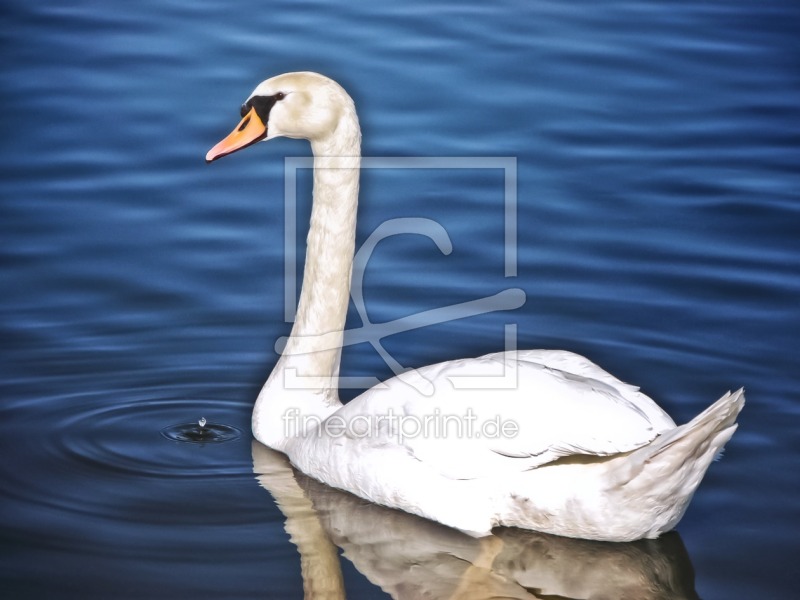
[[2, 0, 799, 598]]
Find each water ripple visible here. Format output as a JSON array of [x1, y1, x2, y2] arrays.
[[50, 397, 250, 479]]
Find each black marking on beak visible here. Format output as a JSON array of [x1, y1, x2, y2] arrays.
[[243, 94, 281, 126]]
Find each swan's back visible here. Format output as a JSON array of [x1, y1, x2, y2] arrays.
[[306, 349, 675, 481]]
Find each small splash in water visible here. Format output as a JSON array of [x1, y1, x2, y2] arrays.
[[161, 418, 241, 444]]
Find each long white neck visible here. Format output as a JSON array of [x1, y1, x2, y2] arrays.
[[253, 108, 361, 450]]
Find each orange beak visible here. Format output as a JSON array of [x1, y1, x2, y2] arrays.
[[206, 107, 267, 163]]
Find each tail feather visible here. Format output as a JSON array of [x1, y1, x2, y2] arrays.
[[615, 388, 745, 538], [645, 388, 744, 465]]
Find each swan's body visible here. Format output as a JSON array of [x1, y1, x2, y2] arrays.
[[207, 71, 744, 542]]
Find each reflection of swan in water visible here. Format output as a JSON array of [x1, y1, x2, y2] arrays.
[[252, 442, 345, 599], [253, 441, 699, 599]]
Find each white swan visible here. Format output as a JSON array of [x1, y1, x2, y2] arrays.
[[207, 71, 744, 542]]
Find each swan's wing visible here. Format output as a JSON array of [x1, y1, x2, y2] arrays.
[[337, 350, 676, 479]]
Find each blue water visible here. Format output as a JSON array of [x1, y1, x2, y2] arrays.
[[2, 0, 799, 597]]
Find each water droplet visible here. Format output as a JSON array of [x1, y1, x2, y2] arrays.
[[161, 419, 241, 444]]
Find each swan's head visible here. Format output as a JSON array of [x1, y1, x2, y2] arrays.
[[206, 71, 356, 163]]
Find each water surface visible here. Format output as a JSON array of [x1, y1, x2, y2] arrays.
[[2, 0, 799, 598]]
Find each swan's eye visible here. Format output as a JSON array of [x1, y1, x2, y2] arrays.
[[275, 92, 286, 101], [240, 103, 249, 118]]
